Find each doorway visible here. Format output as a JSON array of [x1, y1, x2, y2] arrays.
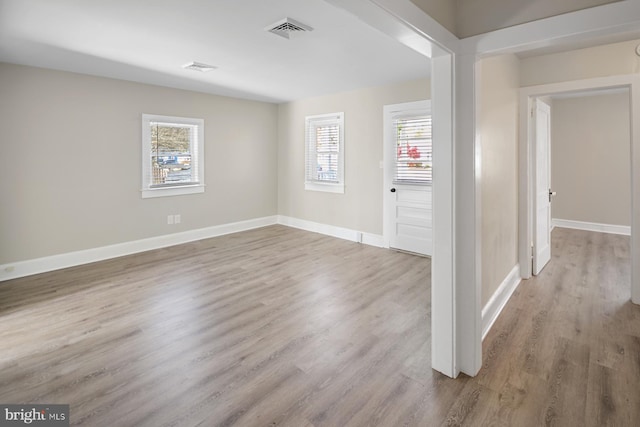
[[519, 75, 640, 303], [323, 0, 476, 378], [549, 89, 631, 236]]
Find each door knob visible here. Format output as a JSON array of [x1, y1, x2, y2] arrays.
[[390, 188, 396, 193]]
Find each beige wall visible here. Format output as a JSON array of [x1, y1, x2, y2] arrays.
[[478, 54, 521, 307], [456, 0, 621, 38], [278, 78, 430, 235], [410, 0, 457, 35], [551, 91, 631, 226], [0, 63, 278, 264], [520, 38, 640, 87]]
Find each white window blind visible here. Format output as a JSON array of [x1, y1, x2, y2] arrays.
[[305, 112, 344, 193], [394, 115, 432, 184]]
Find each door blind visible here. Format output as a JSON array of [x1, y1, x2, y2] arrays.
[[394, 115, 432, 183]]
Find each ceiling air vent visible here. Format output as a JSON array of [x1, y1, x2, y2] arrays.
[[266, 18, 313, 39], [183, 62, 217, 72]]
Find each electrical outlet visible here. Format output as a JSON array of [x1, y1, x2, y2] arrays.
[[174, 214, 181, 224], [167, 215, 174, 225]]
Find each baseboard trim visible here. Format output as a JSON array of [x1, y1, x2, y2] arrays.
[[552, 218, 630, 236], [1, 216, 388, 282], [0, 216, 278, 282], [277, 215, 385, 248], [482, 265, 521, 341], [361, 232, 386, 248]]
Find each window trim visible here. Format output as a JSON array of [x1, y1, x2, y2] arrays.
[[141, 114, 205, 199], [304, 112, 345, 194]]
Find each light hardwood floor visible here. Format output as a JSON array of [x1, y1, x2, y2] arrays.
[[1, 225, 638, 426]]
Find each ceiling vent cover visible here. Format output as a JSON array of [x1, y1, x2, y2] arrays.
[[266, 18, 313, 39], [183, 62, 217, 72]]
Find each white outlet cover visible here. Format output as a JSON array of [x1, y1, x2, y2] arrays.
[[167, 215, 174, 225], [174, 214, 181, 224]]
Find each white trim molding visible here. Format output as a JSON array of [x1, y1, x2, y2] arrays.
[[276, 216, 385, 248], [481, 265, 521, 340], [361, 232, 386, 248], [552, 218, 631, 236], [0, 216, 278, 282]]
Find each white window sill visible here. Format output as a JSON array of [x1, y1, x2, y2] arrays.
[[141, 184, 205, 199], [305, 182, 344, 194]]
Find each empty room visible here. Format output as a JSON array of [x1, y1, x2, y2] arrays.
[[1, 1, 640, 426]]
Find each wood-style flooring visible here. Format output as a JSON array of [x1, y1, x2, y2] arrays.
[[0, 225, 638, 426]]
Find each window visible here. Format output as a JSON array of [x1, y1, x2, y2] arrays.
[[394, 112, 432, 184], [305, 112, 344, 193], [141, 114, 204, 198]]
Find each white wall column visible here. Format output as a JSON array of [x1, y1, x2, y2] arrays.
[[454, 53, 482, 376], [430, 49, 456, 377]]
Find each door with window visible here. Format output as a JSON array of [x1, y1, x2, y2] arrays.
[[384, 101, 432, 256]]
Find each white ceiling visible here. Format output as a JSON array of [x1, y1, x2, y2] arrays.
[[0, 0, 431, 103]]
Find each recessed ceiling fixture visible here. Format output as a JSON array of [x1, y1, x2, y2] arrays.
[[266, 18, 313, 39], [183, 62, 217, 72]]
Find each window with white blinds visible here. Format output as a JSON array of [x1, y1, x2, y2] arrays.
[[394, 114, 432, 184], [305, 112, 344, 193], [141, 114, 205, 198]]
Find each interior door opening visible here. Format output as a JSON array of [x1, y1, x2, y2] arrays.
[[520, 77, 639, 306], [531, 90, 632, 277]]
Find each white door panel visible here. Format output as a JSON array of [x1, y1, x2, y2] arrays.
[[397, 206, 432, 223], [533, 99, 552, 275], [392, 184, 432, 254], [397, 188, 432, 204]]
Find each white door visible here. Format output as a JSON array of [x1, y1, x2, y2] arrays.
[[533, 98, 552, 274], [383, 101, 432, 256]]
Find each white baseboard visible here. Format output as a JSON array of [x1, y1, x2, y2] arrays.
[[361, 232, 386, 248], [481, 265, 521, 341], [277, 215, 385, 248], [0, 216, 278, 282], [552, 218, 630, 236], [0, 215, 388, 282]]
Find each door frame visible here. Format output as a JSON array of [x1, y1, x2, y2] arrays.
[[328, 0, 640, 380], [382, 100, 432, 252], [325, 0, 481, 378], [519, 74, 640, 304]]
